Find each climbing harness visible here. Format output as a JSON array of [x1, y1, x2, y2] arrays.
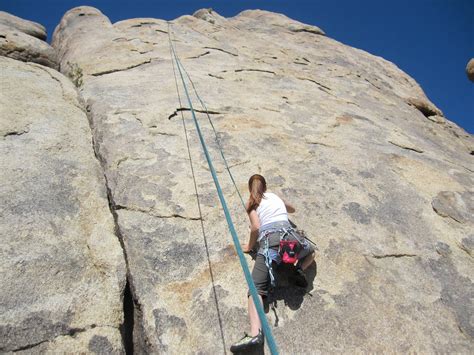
[[279, 231, 303, 264], [167, 22, 279, 355], [258, 224, 310, 288]]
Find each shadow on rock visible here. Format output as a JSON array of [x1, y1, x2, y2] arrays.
[[265, 261, 318, 316], [232, 344, 265, 355]]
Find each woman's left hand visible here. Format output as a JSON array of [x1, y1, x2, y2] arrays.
[[241, 244, 251, 253]]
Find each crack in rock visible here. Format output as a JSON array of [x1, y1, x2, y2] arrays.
[[365, 77, 382, 90], [149, 130, 178, 137], [114, 204, 201, 220], [432, 205, 463, 224], [90, 59, 153, 76], [130, 22, 161, 28], [235, 68, 276, 75], [83, 103, 134, 354], [305, 141, 336, 148], [297, 77, 336, 96], [406, 97, 443, 118], [203, 46, 238, 57], [208, 73, 224, 79], [186, 51, 210, 59], [168, 107, 221, 120], [9, 324, 116, 353], [389, 141, 424, 153], [372, 253, 417, 259], [298, 77, 331, 91], [30, 63, 85, 113], [3, 128, 29, 137], [116, 156, 154, 169]]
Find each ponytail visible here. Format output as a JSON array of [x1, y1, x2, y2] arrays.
[[247, 174, 267, 213]]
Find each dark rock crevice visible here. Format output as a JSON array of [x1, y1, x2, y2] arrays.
[[297, 76, 335, 96], [388, 141, 424, 153], [114, 204, 202, 220], [9, 324, 115, 353], [208, 73, 224, 79], [372, 253, 417, 259], [168, 107, 221, 120], [121, 280, 134, 355], [130, 22, 160, 28], [185, 51, 210, 59], [204, 46, 238, 56], [3, 129, 29, 137], [90, 59, 154, 76], [406, 97, 443, 118], [11, 340, 50, 352], [235, 68, 276, 75], [84, 103, 137, 354]]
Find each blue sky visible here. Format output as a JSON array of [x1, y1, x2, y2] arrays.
[[2, 0, 473, 133]]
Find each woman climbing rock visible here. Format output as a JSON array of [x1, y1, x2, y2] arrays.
[[230, 174, 315, 353]]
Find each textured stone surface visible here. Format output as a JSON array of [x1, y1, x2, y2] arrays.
[[0, 56, 126, 352], [50, 6, 474, 353], [0, 16, 57, 69], [2, 5, 471, 353], [432, 191, 474, 224], [0, 11, 46, 40]]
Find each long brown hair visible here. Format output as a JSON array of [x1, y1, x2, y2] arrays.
[[247, 174, 267, 213]]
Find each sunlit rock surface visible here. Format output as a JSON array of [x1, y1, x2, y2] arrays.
[[1, 6, 472, 353]]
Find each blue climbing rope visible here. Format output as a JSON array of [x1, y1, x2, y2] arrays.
[[168, 23, 279, 355], [173, 56, 247, 211]]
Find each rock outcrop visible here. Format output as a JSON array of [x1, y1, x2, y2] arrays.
[[0, 12, 57, 69], [467, 58, 474, 82], [0, 11, 47, 40], [0, 53, 124, 352], [1, 6, 473, 353]]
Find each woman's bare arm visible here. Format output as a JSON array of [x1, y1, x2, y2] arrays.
[[281, 198, 295, 213], [243, 209, 260, 252]]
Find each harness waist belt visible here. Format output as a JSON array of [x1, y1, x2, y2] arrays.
[[258, 220, 291, 241]]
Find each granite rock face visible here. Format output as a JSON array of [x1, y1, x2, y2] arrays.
[[0, 11, 47, 40], [49, 6, 474, 353], [1, 6, 473, 353], [0, 12, 57, 69], [0, 56, 126, 352]]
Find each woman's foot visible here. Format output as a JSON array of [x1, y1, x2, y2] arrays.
[[290, 266, 308, 288], [230, 329, 264, 353]]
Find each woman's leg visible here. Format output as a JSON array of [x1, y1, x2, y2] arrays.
[[248, 294, 263, 336], [231, 255, 267, 352], [300, 251, 315, 271], [248, 254, 269, 334]]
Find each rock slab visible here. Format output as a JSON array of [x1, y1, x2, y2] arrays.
[[2, 5, 473, 354], [0, 11, 57, 69], [0, 56, 126, 353]]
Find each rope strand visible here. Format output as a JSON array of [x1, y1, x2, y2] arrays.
[[167, 22, 227, 354], [174, 58, 246, 210], [168, 22, 279, 355]]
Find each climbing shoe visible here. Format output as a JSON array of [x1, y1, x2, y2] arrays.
[[291, 267, 308, 288], [230, 329, 264, 353]]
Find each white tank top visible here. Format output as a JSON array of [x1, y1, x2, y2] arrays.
[[256, 192, 288, 227]]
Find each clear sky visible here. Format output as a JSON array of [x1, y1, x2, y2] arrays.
[[2, 0, 473, 133]]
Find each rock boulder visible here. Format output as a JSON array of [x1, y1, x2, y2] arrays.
[[466, 58, 474, 82]]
